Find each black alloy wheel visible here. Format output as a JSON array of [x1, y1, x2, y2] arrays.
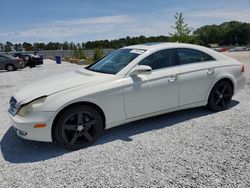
[[55, 105, 103, 150], [208, 80, 233, 111]]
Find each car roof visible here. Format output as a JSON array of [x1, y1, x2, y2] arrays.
[[123, 42, 206, 50], [123, 42, 228, 60]]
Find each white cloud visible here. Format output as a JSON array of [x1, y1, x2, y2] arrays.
[[53, 15, 131, 26], [188, 9, 250, 22], [0, 14, 172, 42], [3, 8, 250, 42], [0, 32, 9, 37], [0, 15, 134, 41]]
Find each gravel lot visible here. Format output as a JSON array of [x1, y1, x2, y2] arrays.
[[0, 57, 249, 187]]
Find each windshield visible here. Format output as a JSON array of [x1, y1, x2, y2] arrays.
[[86, 48, 145, 74]]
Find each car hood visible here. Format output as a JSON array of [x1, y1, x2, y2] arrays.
[[14, 69, 115, 105]]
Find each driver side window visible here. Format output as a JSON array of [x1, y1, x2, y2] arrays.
[[139, 49, 173, 70]]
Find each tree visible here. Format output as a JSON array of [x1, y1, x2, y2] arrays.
[[194, 25, 222, 46], [93, 48, 104, 61], [33, 43, 45, 50], [78, 48, 86, 59], [61, 42, 69, 50], [0, 43, 4, 52], [220, 21, 250, 45], [194, 21, 250, 46], [169, 13, 192, 43], [14, 43, 22, 51], [22, 42, 33, 51], [4, 41, 13, 52], [69, 42, 76, 50], [74, 47, 86, 59]]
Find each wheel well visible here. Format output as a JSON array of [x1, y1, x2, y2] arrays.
[[208, 77, 234, 102], [51, 102, 106, 141], [216, 78, 234, 93], [5, 63, 14, 69]]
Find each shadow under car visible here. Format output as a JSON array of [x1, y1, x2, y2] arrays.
[[0, 100, 239, 164]]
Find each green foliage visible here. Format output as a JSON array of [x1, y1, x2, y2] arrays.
[[33, 43, 45, 50], [14, 43, 22, 51], [62, 42, 69, 50], [73, 47, 78, 58], [43, 42, 62, 50], [74, 47, 86, 59], [194, 21, 250, 46], [4, 41, 13, 52], [78, 48, 86, 59], [22, 42, 33, 51], [194, 25, 222, 46], [0, 43, 4, 51], [93, 48, 104, 61], [169, 13, 193, 43], [84, 35, 171, 49]]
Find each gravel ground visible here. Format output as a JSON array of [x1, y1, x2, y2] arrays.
[[0, 58, 249, 187]]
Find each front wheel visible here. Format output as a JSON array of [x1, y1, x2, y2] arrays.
[[54, 105, 104, 150], [207, 80, 233, 111], [6, 64, 15, 71]]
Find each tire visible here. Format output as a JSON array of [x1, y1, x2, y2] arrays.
[[54, 105, 104, 150], [207, 80, 233, 111], [5, 64, 15, 71]]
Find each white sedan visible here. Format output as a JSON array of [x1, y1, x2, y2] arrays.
[[8, 43, 246, 149]]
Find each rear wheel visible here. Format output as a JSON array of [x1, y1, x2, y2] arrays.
[[55, 105, 103, 150], [207, 80, 233, 111], [6, 64, 15, 71]]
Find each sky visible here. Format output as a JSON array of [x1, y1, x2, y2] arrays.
[[0, 0, 250, 43]]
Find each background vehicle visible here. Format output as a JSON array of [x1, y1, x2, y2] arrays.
[[0, 54, 24, 71], [228, 47, 250, 52], [212, 47, 229, 52], [8, 43, 246, 150], [13, 52, 43, 67]]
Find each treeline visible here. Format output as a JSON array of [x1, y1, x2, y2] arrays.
[[0, 36, 171, 52], [0, 21, 250, 52], [194, 21, 250, 46]]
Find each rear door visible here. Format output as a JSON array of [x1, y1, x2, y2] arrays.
[[176, 48, 218, 106]]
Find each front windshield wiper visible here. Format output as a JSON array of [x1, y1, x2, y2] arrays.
[[84, 67, 115, 75]]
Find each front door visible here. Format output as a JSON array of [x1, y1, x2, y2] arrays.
[[123, 49, 179, 119]]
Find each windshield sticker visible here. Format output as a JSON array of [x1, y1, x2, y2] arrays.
[[130, 49, 145, 55]]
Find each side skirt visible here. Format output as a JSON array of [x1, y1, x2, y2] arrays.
[[105, 101, 207, 129]]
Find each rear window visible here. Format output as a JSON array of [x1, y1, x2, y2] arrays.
[[177, 48, 215, 65]]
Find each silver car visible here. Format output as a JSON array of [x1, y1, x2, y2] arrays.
[[0, 54, 24, 71]]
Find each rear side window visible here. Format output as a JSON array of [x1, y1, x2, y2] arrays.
[[0, 55, 8, 61], [177, 48, 214, 65], [139, 49, 173, 70]]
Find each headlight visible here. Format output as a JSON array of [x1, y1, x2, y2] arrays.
[[17, 96, 47, 117]]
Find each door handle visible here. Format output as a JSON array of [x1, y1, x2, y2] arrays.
[[207, 68, 215, 75], [168, 74, 178, 82]]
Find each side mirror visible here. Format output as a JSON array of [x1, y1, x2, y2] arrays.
[[130, 65, 152, 76]]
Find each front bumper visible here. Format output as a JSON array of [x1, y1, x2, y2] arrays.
[[8, 111, 55, 142]]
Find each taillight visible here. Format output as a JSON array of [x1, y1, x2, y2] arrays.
[[241, 65, 245, 73]]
